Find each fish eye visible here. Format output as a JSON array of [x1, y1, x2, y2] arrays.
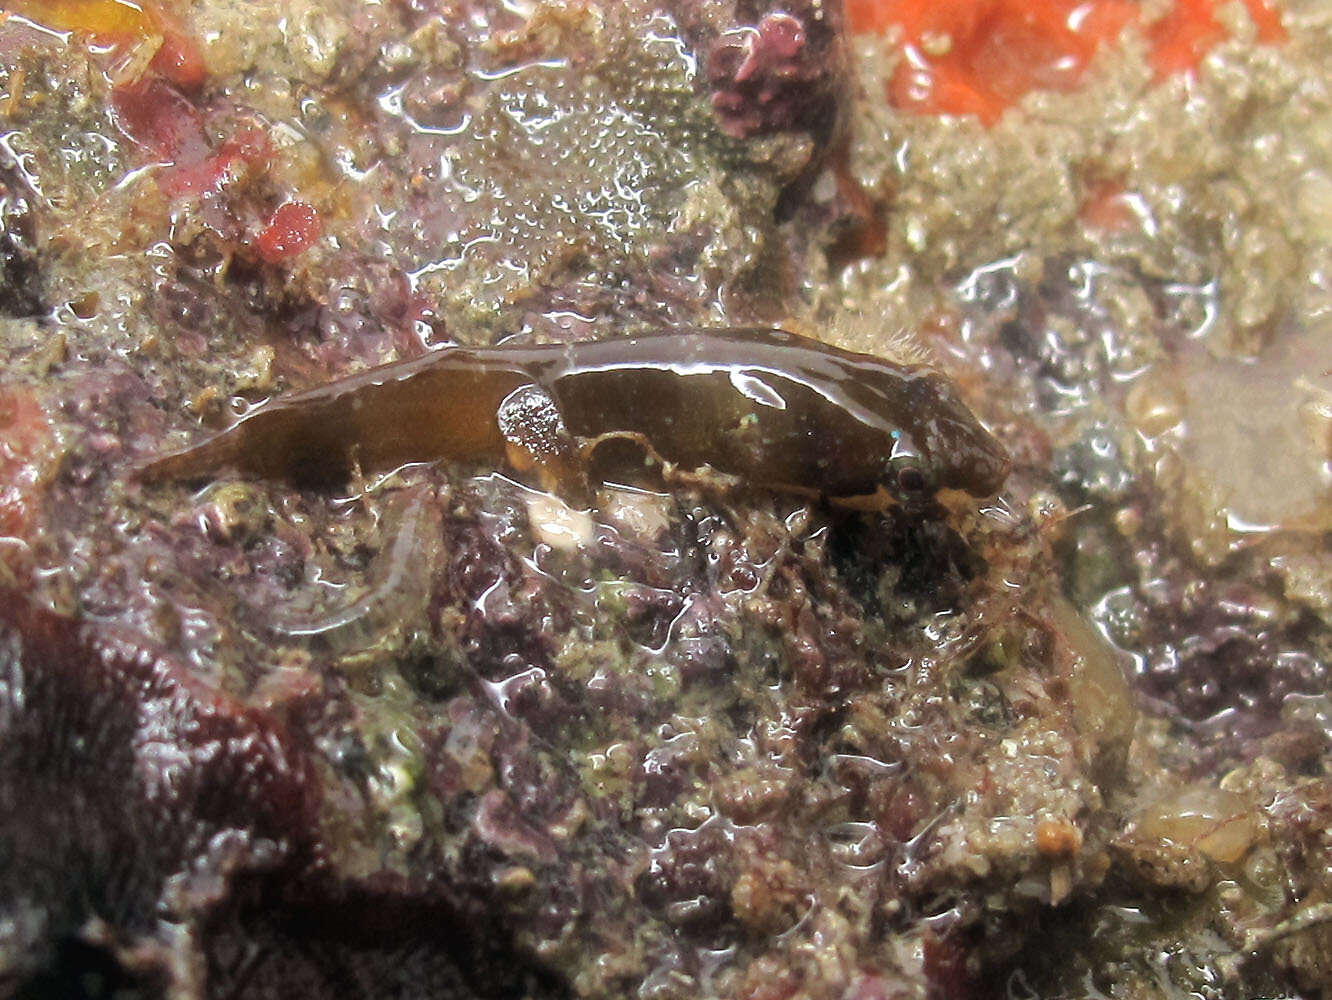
[[891, 460, 930, 497]]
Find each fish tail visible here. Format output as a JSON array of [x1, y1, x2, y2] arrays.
[[136, 427, 243, 483]]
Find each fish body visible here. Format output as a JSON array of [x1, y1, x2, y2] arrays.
[[143, 328, 1009, 502]]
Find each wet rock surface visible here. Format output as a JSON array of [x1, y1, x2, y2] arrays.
[[1, 0, 1331, 998]]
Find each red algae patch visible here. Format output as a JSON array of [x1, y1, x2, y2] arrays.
[[112, 77, 273, 199], [0, 386, 58, 543], [1147, 0, 1285, 77], [846, 0, 1286, 123], [255, 202, 323, 265], [1077, 178, 1145, 235], [846, 0, 1138, 125]]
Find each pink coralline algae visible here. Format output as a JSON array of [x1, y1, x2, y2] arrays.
[[707, 8, 844, 139]]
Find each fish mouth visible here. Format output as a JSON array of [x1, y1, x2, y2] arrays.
[[957, 434, 1012, 497], [919, 378, 1011, 498]]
